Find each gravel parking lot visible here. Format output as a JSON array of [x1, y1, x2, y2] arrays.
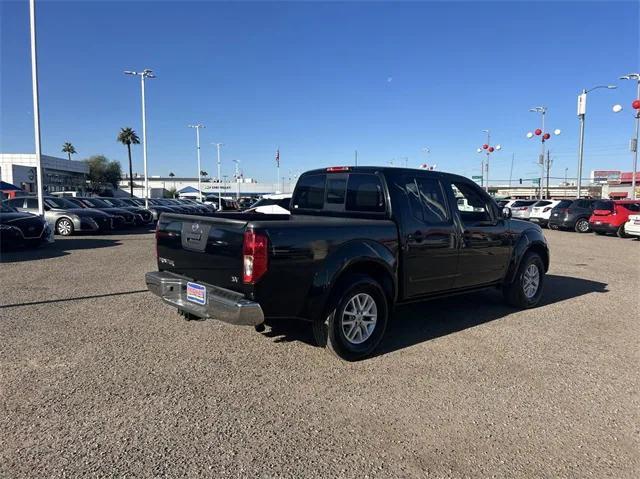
[[1, 229, 638, 478]]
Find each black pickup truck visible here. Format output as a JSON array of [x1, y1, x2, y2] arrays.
[[146, 167, 549, 360]]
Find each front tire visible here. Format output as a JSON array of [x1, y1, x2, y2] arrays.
[[503, 252, 545, 309], [313, 274, 389, 361], [574, 218, 590, 233], [56, 218, 74, 236]]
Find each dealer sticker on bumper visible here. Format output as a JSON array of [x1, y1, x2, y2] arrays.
[[186, 282, 207, 305]]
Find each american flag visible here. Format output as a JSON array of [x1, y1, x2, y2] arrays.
[[275, 149, 280, 167]]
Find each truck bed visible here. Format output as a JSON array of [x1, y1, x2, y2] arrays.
[[155, 212, 399, 319]]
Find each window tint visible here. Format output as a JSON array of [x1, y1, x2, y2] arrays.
[[534, 200, 552, 207], [345, 174, 385, 213], [621, 203, 640, 212], [415, 178, 449, 223], [326, 176, 347, 204], [26, 198, 38, 209], [6, 198, 25, 208], [593, 200, 613, 211], [511, 200, 536, 207], [292, 174, 326, 209], [555, 200, 572, 208]]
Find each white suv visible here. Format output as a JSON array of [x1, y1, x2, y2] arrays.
[[529, 200, 562, 228]]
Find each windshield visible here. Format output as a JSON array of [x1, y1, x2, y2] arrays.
[[102, 198, 126, 207], [534, 201, 552, 207], [80, 198, 110, 208], [44, 197, 77, 209]]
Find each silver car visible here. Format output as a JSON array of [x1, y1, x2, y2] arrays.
[[509, 199, 538, 220], [3, 196, 113, 236]]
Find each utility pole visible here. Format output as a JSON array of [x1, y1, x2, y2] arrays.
[[188, 124, 205, 201], [355, 150, 358, 166], [545, 150, 552, 199], [509, 153, 515, 189], [564, 167, 568, 198]]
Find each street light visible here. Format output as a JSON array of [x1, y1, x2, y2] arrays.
[[28, 0, 45, 216], [576, 85, 617, 199], [527, 106, 560, 199], [232, 159, 241, 199], [213, 143, 223, 206], [476, 130, 501, 192], [124, 68, 156, 208], [613, 73, 640, 199], [188, 124, 205, 201]]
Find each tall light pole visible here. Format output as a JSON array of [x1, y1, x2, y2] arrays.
[[188, 124, 205, 201], [29, 0, 44, 215], [527, 106, 560, 199], [576, 85, 617, 199], [615, 73, 640, 199], [476, 131, 501, 193], [214, 143, 223, 206], [124, 68, 155, 208]]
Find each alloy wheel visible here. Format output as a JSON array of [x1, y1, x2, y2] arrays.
[[522, 263, 540, 299], [57, 219, 72, 236], [341, 293, 377, 345]]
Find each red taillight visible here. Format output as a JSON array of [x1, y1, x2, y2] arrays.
[[243, 230, 268, 284], [326, 166, 351, 172]]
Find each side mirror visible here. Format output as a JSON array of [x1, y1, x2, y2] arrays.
[[502, 207, 512, 219]]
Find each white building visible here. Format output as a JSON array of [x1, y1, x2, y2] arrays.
[[0, 153, 89, 193], [119, 175, 292, 198]]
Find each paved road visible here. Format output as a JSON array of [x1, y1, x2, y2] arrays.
[[1, 229, 638, 478]]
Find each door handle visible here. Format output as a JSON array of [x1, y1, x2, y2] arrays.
[[408, 230, 423, 242]]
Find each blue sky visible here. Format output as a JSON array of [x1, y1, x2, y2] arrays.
[[1, 0, 638, 184]]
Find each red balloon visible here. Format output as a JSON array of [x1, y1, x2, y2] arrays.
[[543, 133, 551, 140], [482, 144, 489, 149], [535, 129, 542, 136], [633, 99, 640, 110], [488, 147, 495, 152]]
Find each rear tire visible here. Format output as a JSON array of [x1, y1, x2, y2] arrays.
[[312, 274, 388, 361], [55, 218, 74, 236], [617, 224, 630, 238], [574, 218, 590, 233], [503, 252, 545, 309]]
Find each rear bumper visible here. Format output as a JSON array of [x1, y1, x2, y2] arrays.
[[145, 271, 264, 326], [589, 222, 618, 234]]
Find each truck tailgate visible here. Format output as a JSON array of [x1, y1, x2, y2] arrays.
[[156, 213, 248, 291]]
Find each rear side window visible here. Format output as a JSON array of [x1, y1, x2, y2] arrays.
[[292, 174, 326, 210], [345, 174, 385, 212]]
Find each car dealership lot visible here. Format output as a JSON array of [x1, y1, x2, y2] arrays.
[[1, 230, 638, 478]]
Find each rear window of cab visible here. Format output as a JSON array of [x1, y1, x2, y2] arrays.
[[292, 173, 386, 213]]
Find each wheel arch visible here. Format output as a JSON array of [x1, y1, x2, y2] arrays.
[[303, 240, 398, 322], [504, 229, 549, 284]]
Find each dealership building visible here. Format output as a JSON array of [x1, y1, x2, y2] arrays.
[[0, 153, 89, 194]]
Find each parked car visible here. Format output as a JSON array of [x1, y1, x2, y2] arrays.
[[529, 200, 562, 227], [548, 199, 597, 233], [0, 203, 54, 248], [70, 197, 139, 227], [509, 200, 538, 220], [2, 196, 113, 236], [146, 166, 549, 360], [623, 214, 640, 238], [98, 197, 154, 224], [589, 200, 640, 237], [203, 196, 239, 211], [117, 197, 174, 221], [243, 193, 292, 215]]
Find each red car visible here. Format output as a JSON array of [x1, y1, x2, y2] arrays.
[[589, 200, 640, 237]]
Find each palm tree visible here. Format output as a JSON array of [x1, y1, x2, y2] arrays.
[[61, 142, 76, 161], [169, 172, 176, 191], [117, 127, 140, 197]]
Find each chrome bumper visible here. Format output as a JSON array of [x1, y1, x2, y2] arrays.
[[145, 271, 264, 326]]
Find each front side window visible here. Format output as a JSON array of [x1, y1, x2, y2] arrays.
[[449, 181, 494, 224]]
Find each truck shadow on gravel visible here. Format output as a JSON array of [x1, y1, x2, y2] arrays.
[[263, 274, 608, 358], [0, 238, 121, 263]]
